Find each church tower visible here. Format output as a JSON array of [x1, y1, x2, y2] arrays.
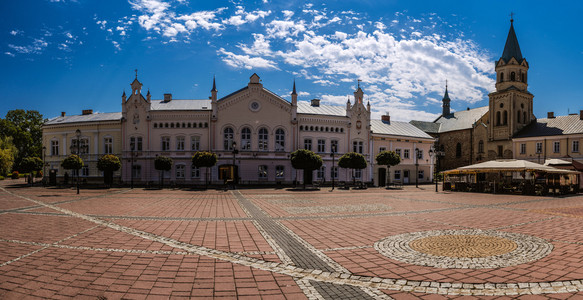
[[442, 81, 451, 116], [487, 17, 534, 157]]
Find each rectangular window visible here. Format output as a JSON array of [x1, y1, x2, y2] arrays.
[[317, 139, 326, 153], [81, 166, 89, 177], [275, 165, 284, 179], [51, 140, 59, 156], [191, 136, 200, 151], [275, 130, 285, 152], [394, 170, 401, 180], [304, 139, 312, 151], [176, 165, 185, 179], [418, 170, 424, 179], [258, 165, 268, 179], [104, 137, 113, 154], [573, 140, 580, 153], [161, 137, 170, 151], [536, 142, 542, 153], [132, 165, 141, 179], [403, 149, 410, 159], [330, 140, 338, 153], [354, 169, 362, 179], [330, 166, 338, 179], [520, 143, 526, 154], [258, 129, 268, 151], [395, 149, 401, 158], [554, 141, 560, 153], [417, 149, 423, 160], [316, 166, 325, 180], [353, 141, 363, 153], [71, 138, 89, 154], [379, 147, 386, 153], [176, 136, 185, 151], [191, 165, 200, 178]]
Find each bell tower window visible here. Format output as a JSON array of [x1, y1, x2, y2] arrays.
[[496, 111, 501, 126], [510, 72, 516, 81], [503, 111, 508, 125], [500, 72, 504, 82]]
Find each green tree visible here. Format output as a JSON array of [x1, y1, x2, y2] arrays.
[[0, 110, 45, 170], [290, 149, 323, 189], [0, 136, 17, 176], [375, 151, 401, 186], [97, 155, 121, 187], [338, 152, 367, 185], [61, 154, 83, 170], [192, 151, 217, 189], [154, 155, 173, 188], [20, 156, 43, 185]]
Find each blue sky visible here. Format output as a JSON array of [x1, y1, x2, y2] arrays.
[[1, 0, 582, 122]]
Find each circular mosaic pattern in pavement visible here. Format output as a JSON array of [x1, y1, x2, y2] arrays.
[[374, 229, 553, 269]]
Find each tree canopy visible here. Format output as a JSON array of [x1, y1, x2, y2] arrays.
[[290, 149, 322, 171], [338, 152, 367, 170], [154, 155, 173, 171], [376, 151, 401, 168], [191, 151, 217, 168], [20, 157, 43, 173], [61, 154, 83, 170], [0, 136, 17, 176], [0, 110, 44, 171], [97, 155, 122, 172]]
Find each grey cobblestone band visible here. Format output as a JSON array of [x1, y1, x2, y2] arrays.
[[374, 229, 553, 269]]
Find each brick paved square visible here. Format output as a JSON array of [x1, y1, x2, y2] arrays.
[[1, 181, 583, 298]]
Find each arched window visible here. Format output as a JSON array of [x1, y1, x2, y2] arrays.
[[310, 126, 314, 131], [153, 123, 158, 128], [223, 127, 234, 150], [478, 140, 484, 153], [517, 110, 521, 123], [241, 127, 251, 150], [258, 128, 268, 151], [496, 111, 501, 126], [456, 143, 462, 158], [193, 122, 197, 128], [275, 129, 285, 152], [503, 111, 508, 125], [500, 72, 504, 82], [299, 125, 304, 131], [510, 72, 516, 81], [523, 111, 527, 124]]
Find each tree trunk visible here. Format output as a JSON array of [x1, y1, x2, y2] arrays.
[[160, 171, 164, 189], [386, 166, 390, 186]]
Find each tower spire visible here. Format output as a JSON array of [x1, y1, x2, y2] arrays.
[[211, 75, 217, 92], [501, 16, 523, 62], [442, 81, 451, 116], [291, 79, 297, 95]]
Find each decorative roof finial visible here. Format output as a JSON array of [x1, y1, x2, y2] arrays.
[[135, 69, 138, 79], [510, 12, 514, 23], [357, 79, 361, 89]]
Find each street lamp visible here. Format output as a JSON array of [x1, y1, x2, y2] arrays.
[[429, 140, 445, 192], [70, 129, 82, 194], [42, 146, 46, 186], [130, 139, 135, 189], [231, 141, 238, 188], [330, 144, 337, 190], [415, 148, 421, 188]]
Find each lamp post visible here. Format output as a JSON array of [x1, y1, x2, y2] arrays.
[[130, 139, 135, 189], [72, 129, 82, 194], [415, 148, 420, 188], [429, 140, 445, 192], [232, 141, 238, 188], [42, 146, 46, 186], [330, 144, 337, 190]]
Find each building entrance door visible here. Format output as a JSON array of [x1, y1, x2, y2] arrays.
[[378, 168, 386, 187], [403, 170, 410, 184], [219, 164, 239, 184]]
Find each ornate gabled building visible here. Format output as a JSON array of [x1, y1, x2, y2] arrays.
[[411, 18, 535, 171], [43, 73, 434, 186]]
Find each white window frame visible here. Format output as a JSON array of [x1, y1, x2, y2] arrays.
[[275, 129, 285, 152], [535, 142, 543, 153], [258, 128, 268, 151], [316, 165, 325, 180], [191, 136, 200, 151], [304, 139, 312, 151], [176, 136, 185, 151], [275, 165, 284, 179], [104, 137, 113, 154], [176, 164, 185, 179], [241, 127, 251, 150], [317, 139, 326, 153], [403, 149, 410, 159], [394, 170, 401, 180], [520, 143, 526, 154], [224, 127, 234, 150], [51, 139, 59, 156], [258, 165, 268, 179], [572, 140, 579, 153], [331, 166, 338, 179], [161, 136, 170, 151], [191, 165, 200, 178], [330, 140, 338, 153], [553, 141, 560, 153]]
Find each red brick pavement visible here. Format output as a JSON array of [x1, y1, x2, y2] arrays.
[[2, 180, 583, 298]]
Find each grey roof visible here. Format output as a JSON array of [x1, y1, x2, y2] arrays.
[[409, 120, 441, 134], [297, 101, 346, 116], [150, 99, 211, 111], [45, 112, 122, 125], [371, 119, 433, 139], [514, 114, 583, 138], [434, 106, 489, 133], [501, 20, 523, 63]]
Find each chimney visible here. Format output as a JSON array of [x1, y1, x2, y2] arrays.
[[164, 93, 172, 102], [61, 112, 66, 117], [547, 112, 555, 118], [82, 109, 93, 115], [580, 110, 583, 120], [381, 113, 391, 123], [310, 98, 320, 107]]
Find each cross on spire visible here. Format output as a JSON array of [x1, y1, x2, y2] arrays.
[[135, 69, 138, 79], [510, 12, 514, 23], [357, 79, 362, 89]]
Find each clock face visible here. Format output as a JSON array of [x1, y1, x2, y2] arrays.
[[249, 101, 261, 112]]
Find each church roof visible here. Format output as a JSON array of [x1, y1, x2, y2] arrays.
[[297, 101, 346, 116], [433, 106, 489, 133], [45, 112, 122, 125], [409, 120, 441, 134], [514, 114, 583, 138], [150, 99, 212, 111], [371, 119, 433, 139], [501, 20, 523, 63]]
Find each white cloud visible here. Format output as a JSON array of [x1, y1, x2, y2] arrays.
[[219, 48, 279, 70], [266, 20, 306, 39], [10, 30, 23, 36], [8, 38, 48, 55], [4, 52, 15, 57]]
